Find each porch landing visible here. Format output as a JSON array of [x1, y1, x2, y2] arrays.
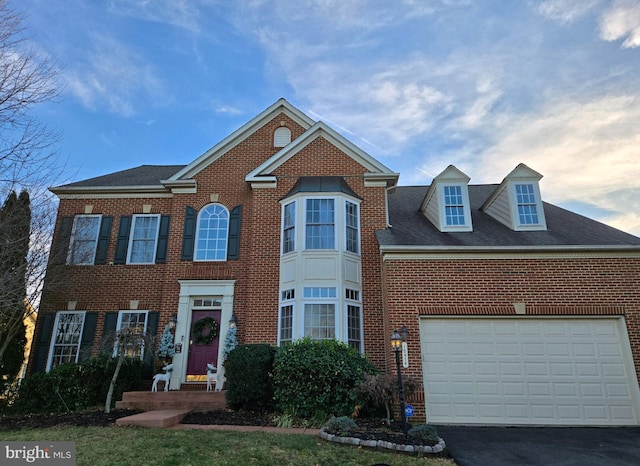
[[115, 390, 227, 428]]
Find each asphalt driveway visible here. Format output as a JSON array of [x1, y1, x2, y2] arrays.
[[436, 425, 640, 466]]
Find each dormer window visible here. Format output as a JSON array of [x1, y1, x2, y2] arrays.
[[274, 127, 291, 147], [444, 185, 466, 226], [420, 165, 473, 232], [515, 184, 539, 225], [482, 163, 547, 231]]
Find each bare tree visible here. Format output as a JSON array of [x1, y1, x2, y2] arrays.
[[100, 328, 156, 413], [0, 0, 62, 375]]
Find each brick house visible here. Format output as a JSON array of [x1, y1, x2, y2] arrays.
[[28, 99, 640, 426]]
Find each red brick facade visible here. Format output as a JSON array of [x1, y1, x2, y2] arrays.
[[380, 255, 640, 421], [28, 100, 640, 425]]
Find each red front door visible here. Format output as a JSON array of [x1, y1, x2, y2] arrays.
[[187, 310, 220, 377]]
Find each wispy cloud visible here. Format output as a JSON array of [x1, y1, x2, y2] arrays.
[[537, 0, 602, 23], [64, 35, 168, 116], [106, 0, 211, 34]]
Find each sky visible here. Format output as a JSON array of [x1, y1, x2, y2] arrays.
[[10, 0, 640, 236]]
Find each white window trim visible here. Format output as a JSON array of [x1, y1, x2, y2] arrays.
[[278, 302, 295, 346], [47, 311, 86, 371], [281, 201, 296, 255], [114, 310, 149, 360], [127, 214, 161, 265], [440, 183, 472, 232], [344, 200, 361, 255], [194, 204, 230, 262], [281, 194, 362, 255], [67, 215, 102, 265], [305, 197, 336, 250], [509, 181, 547, 231], [303, 301, 337, 341], [345, 303, 364, 353]]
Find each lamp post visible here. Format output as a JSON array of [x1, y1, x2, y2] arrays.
[[168, 315, 178, 331], [391, 326, 409, 434]]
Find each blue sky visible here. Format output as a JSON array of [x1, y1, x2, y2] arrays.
[[11, 0, 640, 235]]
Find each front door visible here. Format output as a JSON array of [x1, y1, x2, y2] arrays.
[[187, 309, 221, 380]]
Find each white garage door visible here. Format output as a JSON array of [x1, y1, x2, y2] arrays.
[[420, 318, 640, 426]]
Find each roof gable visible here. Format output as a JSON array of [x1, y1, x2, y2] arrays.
[[245, 121, 398, 188], [169, 98, 316, 181]]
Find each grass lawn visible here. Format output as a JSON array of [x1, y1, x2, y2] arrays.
[[0, 426, 454, 466]]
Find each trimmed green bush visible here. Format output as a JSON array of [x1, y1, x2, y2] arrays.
[[324, 416, 358, 436], [408, 424, 440, 444], [9, 355, 142, 414], [272, 338, 377, 420], [224, 344, 277, 411]]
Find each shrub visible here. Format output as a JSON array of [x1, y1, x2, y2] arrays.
[[324, 416, 358, 436], [408, 424, 440, 444], [224, 344, 277, 411], [356, 373, 420, 425], [10, 355, 143, 414], [12, 362, 88, 413], [82, 354, 143, 408], [272, 338, 377, 420]]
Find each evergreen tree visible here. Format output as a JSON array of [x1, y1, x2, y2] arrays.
[[222, 325, 237, 362], [0, 190, 30, 384], [156, 324, 175, 361]]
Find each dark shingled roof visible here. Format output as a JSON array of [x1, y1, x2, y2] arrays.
[[376, 185, 640, 247], [283, 176, 361, 199], [57, 165, 187, 188]]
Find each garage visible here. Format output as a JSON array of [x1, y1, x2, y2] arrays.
[[420, 317, 640, 426]]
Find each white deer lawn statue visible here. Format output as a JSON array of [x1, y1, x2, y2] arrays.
[[151, 363, 173, 392], [206, 363, 217, 391]]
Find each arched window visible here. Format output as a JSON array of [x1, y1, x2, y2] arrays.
[[195, 204, 229, 261], [274, 127, 291, 147]]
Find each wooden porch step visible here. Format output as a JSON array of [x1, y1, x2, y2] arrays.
[[115, 409, 191, 428], [115, 390, 227, 411]]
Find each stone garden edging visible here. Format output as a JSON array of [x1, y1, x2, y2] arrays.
[[319, 427, 446, 454]]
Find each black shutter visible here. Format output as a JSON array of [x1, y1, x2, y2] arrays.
[[142, 311, 160, 379], [32, 313, 55, 373], [51, 216, 73, 265], [113, 216, 131, 264], [227, 205, 242, 260], [94, 216, 113, 265], [155, 215, 171, 264], [181, 206, 196, 260], [79, 312, 98, 362], [102, 312, 118, 348]]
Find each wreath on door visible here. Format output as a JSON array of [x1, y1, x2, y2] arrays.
[[192, 317, 219, 345]]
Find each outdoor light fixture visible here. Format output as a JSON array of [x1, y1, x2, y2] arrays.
[[391, 326, 409, 435], [229, 314, 237, 329], [169, 315, 178, 331]]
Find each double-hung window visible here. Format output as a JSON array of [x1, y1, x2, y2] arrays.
[[303, 287, 337, 341], [515, 184, 539, 225], [443, 185, 465, 226], [48, 311, 86, 370], [115, 311, 148, 359], [282, 202, 296, 254], [128, 215, 160, 264], [345, 201, 359, 253], [306, 199, 335, 249], [68, 215, 101, 264], [195, 204, 229, 261]]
